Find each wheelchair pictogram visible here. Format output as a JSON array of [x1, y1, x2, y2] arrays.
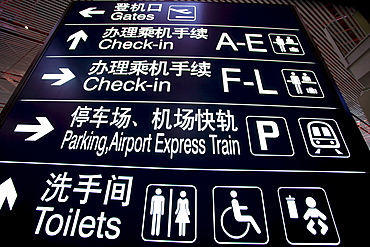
[[213, 186, 269, 244], [220, 190, 261, 239], [221, 206, 251, 239]]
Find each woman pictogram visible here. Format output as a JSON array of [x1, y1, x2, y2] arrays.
[[175, 191, 191, 236]]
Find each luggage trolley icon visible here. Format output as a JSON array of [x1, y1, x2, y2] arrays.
[[307, 121, 343, 155]]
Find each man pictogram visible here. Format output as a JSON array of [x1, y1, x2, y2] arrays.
[[150, 188, 165, 236], [275, 36, 286, 52], [289, 72, 303, 94]]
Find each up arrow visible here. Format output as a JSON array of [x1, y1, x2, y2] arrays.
[[79, 7, 105, 18], [14, 117, 54, 141], [67, 30, 88, 50], [0, 178, 17, 211], [42, 68, 75, 86]]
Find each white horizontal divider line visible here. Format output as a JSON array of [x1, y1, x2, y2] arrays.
[[0, 161, 366, 174], [64, 23, 300, 31], [19, 99, 338, 110], [45, 55, 316, 65]]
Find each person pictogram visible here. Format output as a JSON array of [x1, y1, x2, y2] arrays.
[[229, 190, 261, 234], [289, 72, 303, 94], [303, 197, 328, 235], [278, 187, 340, 245], [150, 188, 165, 236], [142, 184, 197, 243], [219, 190, 262, 239], [269, 34, 304, 55], [275, 36, 286, 52], [175, 191, 191, 236], [301, 73, 312, 83], [286, 36, 295, 44], [213, 186, 269, 244]]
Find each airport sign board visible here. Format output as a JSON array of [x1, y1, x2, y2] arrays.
[[0, 2, 368, 246]]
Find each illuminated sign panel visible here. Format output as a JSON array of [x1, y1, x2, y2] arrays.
[[0, 2, 368, 246]]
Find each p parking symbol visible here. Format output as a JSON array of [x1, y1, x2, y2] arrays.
[[246, 116, 294, 156]]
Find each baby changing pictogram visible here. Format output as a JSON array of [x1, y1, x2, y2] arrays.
[[278, 187, 340, 245]]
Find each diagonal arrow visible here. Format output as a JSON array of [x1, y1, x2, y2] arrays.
[[0, 178, 17, 211], [79, 7, 105, 18], [42, 68, 75, 86], [14, 117, 54, 141], [67, 30, 88, 50]]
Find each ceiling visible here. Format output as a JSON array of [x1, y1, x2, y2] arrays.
[[0, 0, 70, 104]]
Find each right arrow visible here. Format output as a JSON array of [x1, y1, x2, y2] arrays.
[[0, 178, 17, 211], [42, 68, 75, 86], [14, 117, 54, 141], [67, 30, 88, 50]]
